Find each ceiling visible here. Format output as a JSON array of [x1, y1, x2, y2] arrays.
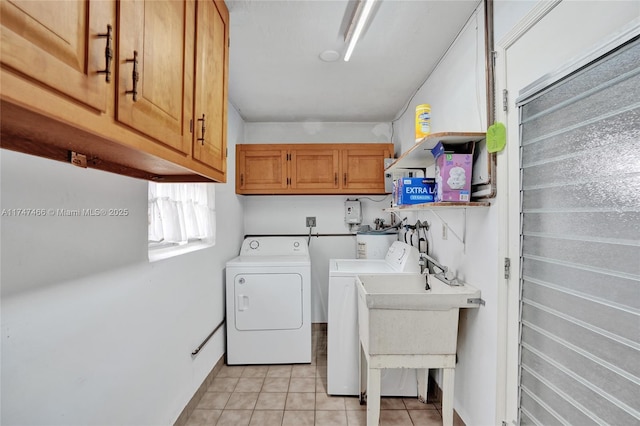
[[226, 0, 482, 123]]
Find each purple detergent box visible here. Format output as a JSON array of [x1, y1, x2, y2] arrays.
[[396, 177, 436, 205], [431, 142, 474, 202]]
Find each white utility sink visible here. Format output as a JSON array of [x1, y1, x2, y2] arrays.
[[356, 273, 482, 426], [358, 273, 481, 310], [356, 273, 481, 356]]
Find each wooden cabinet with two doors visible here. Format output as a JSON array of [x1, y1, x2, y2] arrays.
[[236, 143, 394, 195], [0, 0, 228, 182]]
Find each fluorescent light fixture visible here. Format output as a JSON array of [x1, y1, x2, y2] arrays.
[[343, 0, 376, 62]]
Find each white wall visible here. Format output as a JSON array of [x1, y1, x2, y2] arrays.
[[395, 5, 487, 155], [242, 122, 397, 322], [0, 103, 245, 425]]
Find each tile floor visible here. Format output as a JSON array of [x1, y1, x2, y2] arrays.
[[185, 325, 444, 425]]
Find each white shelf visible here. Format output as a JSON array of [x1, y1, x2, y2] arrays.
[[384, 201, 490, 212], [386, 131, 486, 171]]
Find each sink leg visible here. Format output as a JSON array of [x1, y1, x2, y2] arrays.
[[366, 367, 381, 426], [417, 368, 429, 403], [442, 367, 455, 426], [359, 343, 367, 403]]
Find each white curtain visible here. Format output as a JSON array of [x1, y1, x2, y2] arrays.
[[148, 183, 215, 245]]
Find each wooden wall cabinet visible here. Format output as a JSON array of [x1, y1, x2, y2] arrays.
[[117, 0, 192, 154], [0, 0, 112, 112], [0, 0, 228, 182], [192, 0, 228, 176], [236, 143, 394, 195]]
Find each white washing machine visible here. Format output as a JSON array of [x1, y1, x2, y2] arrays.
[[328, 241, 421, 396], [356, 231, 398, 259], [226, 237, 311, 365]]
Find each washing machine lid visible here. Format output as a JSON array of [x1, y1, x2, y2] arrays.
[[329, 241, 420, 275], [330, 259, 397, 275]]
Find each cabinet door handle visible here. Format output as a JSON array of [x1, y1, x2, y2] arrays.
[[240, 174, 244, 186], [344, 173, 347, 185], [125, 51, 139, 101], [334, 173, 337, 185], [96, 24, 113, 82], [197, 114, 206, 145]]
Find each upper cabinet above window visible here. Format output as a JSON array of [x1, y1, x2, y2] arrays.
[[0, 0, 229, 183], [0, 0, 112, 112]]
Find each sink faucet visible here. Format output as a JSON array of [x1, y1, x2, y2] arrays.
[[419, 253, 462, 286]]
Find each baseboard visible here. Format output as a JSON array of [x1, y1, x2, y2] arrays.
[[427, 375, 466, 426], [173, 355, 226, 426]]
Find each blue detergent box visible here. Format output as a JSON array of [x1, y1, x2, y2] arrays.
[[396, 177, 436, 205]]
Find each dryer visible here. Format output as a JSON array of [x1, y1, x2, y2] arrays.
[[226, 237, 311, 365], [328, 241, 421, 396]]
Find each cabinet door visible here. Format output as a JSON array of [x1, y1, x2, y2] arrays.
[[291, 148, 340, 191], [237, 147, 288, 193], [341, 145, 393, 193], [117, 0, 191, 154], [192, 0, 228, 176], [0, 0, 112, 112]]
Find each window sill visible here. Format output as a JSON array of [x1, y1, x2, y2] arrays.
[[148, 240, 214, 262]]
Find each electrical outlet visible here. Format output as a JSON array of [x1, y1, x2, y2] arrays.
[[306, 217, 316, 227], [442, 223, 448, 240]]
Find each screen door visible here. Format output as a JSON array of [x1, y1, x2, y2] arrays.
[[517, 37, 640, 425]]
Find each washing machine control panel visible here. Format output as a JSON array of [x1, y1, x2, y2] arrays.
[[384, 241, 420, 272]]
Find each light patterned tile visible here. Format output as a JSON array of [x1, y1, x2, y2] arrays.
[[234, 377, 264, 392], [379, 409, 413, 426], [266, 365, 292, 378], [217, 365, 245, 378], [249, 410, 284, 426], [225, 392, 259, 410], [344, 396, 366, 411], [282, 410, 315, 426], [255, 392, 287, 410], [292, 364, 317, 378], [402, 397, 437, 410], [346, 409, 366, 426], [195, 392, 231, 410], [380, 397, 406, 410], [207, 377, 238, 392], [316, 393, 346, 410], [408, 409, 443, 425], [316, 364, 328, 377], [216, 409, 252, 426], [315, 410, 348, 426], [289, 377, 316, 392], [285, 392, 316, 410], [262, 377, 290, 392], [185, 409, 221, 426], [316, 376, 328, 393], [241, 365, 269, 378]]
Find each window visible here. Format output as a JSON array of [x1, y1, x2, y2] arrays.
[[148, 182, 216, 261]]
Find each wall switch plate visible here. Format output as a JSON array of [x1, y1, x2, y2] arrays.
[[306, 217, 316, 227]]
